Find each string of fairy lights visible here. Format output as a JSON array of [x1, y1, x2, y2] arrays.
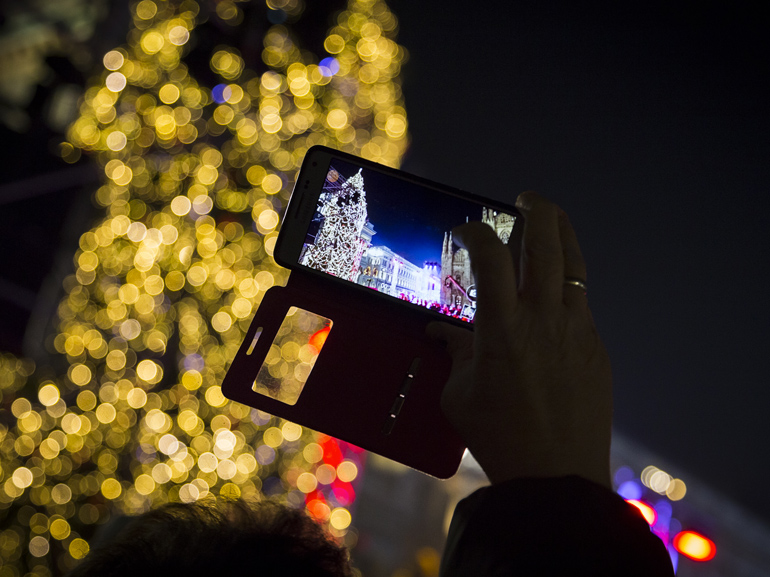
[[300, 169, 369, 279], [0, 0, 408, 574]]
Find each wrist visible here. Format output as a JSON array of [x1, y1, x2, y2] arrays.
[[471, 445, 612, 490]]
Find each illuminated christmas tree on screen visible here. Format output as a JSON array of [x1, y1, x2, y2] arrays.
[[301, 169, 369, 281], [0, 0, 408, 574]]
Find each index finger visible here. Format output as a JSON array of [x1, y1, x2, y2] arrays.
[[452, 221, 518, 342], [516, 191, 564, 309], [558, 208, 588, 309]]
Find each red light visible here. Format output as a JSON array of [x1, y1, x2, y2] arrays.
[[673, 531, 716, 561], [626, 500, 657, 526], [320, 437, 343, 467], [304, 489, 323, 504], [308, 325, 330, 352], [332, 481, 355, 505], [306, 498, 330, 521]]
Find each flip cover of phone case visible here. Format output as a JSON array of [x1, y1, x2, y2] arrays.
[[221, 271, 466, 479]]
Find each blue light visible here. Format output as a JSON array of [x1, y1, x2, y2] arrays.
[[184, 353, 204, 371], [651, 500, 673, 545], [654, 500, 672, 526], [613, 466, 634, 487], [212, 83, 227, 104], [319, 57, 340, 77], [617, 480, 642, 500], [666, 544, 679, 574]]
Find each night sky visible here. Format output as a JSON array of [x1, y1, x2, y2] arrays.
[[389, 0, 770, 524]]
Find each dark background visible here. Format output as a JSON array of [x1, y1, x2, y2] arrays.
[[1, 0, 767, 526], [390, 0, 770, 524]]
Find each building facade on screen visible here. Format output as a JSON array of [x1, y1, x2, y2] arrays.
[[439, 208, 515, 311]]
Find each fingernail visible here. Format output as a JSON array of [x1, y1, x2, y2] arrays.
[[515, 190, 537, 210], [450, 222, 472, 247]]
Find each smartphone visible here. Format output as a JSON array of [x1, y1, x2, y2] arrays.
[[275, 146, 521, 325], [224, 146, 518, 477]]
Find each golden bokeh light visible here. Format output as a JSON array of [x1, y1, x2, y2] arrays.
[[666, 478, 687, 501], [329, 507, 352, 530], [1, 1, 406, 573], [336, 460, 359, 483], [640, 464, 687, 501]]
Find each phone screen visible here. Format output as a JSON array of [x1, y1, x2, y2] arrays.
[[297, 157, 517, 323]]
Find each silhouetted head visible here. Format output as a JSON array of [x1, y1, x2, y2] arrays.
[[67, 499, 352, 577]]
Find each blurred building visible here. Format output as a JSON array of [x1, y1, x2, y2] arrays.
[[350, 431, 770, 577], [610, 434, 770, 577]]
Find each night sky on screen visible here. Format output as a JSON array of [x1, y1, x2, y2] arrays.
[[389, 0, 770, 523]]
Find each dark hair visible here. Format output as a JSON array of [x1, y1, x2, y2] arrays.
[[67, 499, 352, 577]]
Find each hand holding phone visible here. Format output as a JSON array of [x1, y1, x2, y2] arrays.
[[225, 147, 526, 477], [429, 192, 613, 488]]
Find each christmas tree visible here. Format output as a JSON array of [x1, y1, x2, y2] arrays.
[[0, 1, 408, 574], [301, 168, 369, 281]]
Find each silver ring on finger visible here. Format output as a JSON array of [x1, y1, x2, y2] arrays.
[[564, 277, 587, 294]]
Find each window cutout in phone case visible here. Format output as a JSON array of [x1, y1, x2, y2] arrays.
[[252, 307, 332, 406], [246, 327, 263, 355]]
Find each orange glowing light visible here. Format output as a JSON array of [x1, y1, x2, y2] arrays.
[[306, 498, 331, 521], [626, 499, 657, 526], [308, 326, 331, 352], [673, 530, 716, 561]]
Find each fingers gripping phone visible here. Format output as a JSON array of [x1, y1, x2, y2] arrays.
[[222, 146, 521, 478], [275, 146, 520, 325]]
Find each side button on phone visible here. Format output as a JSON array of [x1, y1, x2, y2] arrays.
[[381, 358, 422, 436], [407, 356, 422, 378]]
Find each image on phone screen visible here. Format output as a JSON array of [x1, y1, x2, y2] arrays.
[[298, 158, 516, 323]]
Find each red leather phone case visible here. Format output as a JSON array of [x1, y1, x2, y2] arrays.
[[221, 271, 466, 478]]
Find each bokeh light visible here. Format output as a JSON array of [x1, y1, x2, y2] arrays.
[[639, 464, 686, 501], [616, 479, 642, 501], [0, 0, 407, 574], [673, 530, 716, 561], [626, 499, 657, 526], [666, 478, 687, 501]]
